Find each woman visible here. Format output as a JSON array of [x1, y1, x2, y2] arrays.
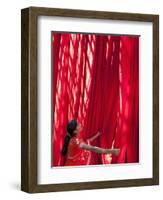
[[62, 119, 120, 166]]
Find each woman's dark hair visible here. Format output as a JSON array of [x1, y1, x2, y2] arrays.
[[61, 119, 78, 156]]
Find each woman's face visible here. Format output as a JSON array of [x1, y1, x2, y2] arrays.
[[74, 123, 83, 134]]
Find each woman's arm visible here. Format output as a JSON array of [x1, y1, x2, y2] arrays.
[[79, 142, 120, 156], [87, 131, 101, 143]]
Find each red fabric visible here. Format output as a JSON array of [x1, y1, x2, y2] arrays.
[[52, 33, 139, 166]]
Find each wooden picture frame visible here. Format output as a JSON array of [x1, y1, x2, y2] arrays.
[[21, 6, 159, 193]]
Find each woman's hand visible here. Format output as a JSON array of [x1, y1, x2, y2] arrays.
[[87, 131, 101, 143], [111, 148, 120, 156], [96, 131, 101, 137]]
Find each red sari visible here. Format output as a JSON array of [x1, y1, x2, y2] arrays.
[[64, 135, 91, 166]]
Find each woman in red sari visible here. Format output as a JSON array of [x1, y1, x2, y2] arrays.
[[62, 120, 120, 166]]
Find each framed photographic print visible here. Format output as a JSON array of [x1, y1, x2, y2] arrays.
[[21, 7, 159, 193]]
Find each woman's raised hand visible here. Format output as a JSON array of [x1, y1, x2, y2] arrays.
[[96, 131, 101, 137], [87, 131, 102, 143]]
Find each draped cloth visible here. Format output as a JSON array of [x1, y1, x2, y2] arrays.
[[52, 33, 139, 166]]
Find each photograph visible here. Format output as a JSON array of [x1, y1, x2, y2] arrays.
[[21, 7, 159, 193], [52, 32, 139, 167]]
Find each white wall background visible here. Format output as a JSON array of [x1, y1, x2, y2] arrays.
[[0, 0, 162, 199]]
